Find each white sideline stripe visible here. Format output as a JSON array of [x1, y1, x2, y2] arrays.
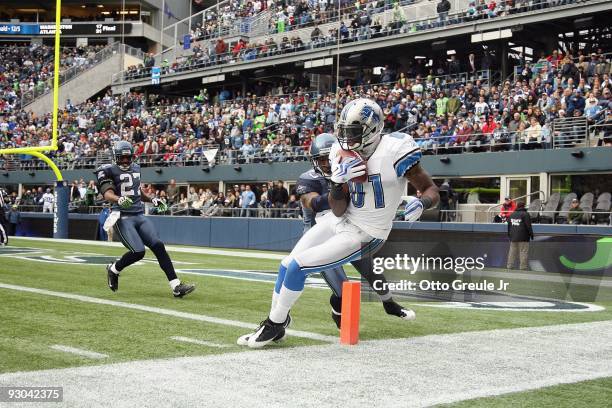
[[2, 321, 612, 407], [13, 237, 286, 260], [0, 282, 335, 344], [170, 336, 229, 348], [50, 345, 108, 360]]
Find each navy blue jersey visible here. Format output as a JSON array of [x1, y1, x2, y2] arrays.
[[296, 169, 329, 229], [95, 163, 144, 214], [295, 169, 328, 197]]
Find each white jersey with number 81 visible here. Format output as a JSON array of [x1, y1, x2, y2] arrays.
[[329, 132, 422, 239]]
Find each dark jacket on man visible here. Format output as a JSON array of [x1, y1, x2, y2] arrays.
[[507, 207, 533, 242]]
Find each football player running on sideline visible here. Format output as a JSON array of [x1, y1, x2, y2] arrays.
[[239, 99, 439, 348], [96, 141, 195, 298]]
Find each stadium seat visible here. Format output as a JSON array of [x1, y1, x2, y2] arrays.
[[527, 198, 542, 223], [556, 193, 578, 224], [593, 192, 611, 225], [540, 192, 561, 224], [579, 192, 594, 224]]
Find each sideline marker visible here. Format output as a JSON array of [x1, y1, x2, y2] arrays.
[[340, 281, 361, 345]]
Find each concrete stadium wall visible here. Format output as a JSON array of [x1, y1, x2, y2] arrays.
[[2, 147, 611, 186]]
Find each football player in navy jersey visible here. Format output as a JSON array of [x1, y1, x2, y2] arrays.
[[96, 141, 195, 298]]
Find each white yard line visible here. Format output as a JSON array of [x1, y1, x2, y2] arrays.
[[12, 236, 286, 260], [0, 282, 335, 344], [1, 320, 611, 407], [170, 336, 229, 348], [49, 345, 108, 360]]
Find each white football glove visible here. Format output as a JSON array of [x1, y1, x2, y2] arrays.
[[330, 155, 366, 184], [117, 196, 133, 209], [402, 196, 424, 222]]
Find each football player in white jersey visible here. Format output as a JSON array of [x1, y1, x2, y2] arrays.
[[239, 98, 439, 348]]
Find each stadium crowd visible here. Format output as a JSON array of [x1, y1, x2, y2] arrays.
[[2, 46, 611, 173], [124, 0, 590, 81], [2, 179, 303, 218], [0, 43, 111, 112]]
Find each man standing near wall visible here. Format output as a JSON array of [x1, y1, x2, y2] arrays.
[[507, 202, 533, 270]]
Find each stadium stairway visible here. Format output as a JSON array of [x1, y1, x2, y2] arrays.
[[24, 42, 144, 117]]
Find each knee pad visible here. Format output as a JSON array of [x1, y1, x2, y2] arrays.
[[283, 259, 307, 292], [281, 256, 292, 268]]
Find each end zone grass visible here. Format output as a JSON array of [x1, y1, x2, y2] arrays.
[[1, 238, 611, 375]]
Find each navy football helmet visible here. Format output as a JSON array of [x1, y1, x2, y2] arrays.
[[113, 140, 134, 170], [310, 133, 336, 177]]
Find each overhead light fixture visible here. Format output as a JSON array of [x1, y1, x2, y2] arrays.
[[97, 4, 104, 8], [439, 156, 451, 164]]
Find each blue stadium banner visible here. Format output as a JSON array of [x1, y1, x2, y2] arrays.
[[0, 24, 40, 35], [183, 34, 191, 50], [151, 66, 161, 85]]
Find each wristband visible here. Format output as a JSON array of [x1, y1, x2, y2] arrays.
[[311, 194, 330, 212], [330, 183, 347, 200], [420, 196, 433, 210]]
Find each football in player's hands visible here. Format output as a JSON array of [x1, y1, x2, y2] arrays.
[[336, 150, 368, 184]]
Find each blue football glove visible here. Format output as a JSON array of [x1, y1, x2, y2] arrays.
[[402, 196, 424, 222]]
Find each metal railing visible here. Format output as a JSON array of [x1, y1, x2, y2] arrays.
[[486, 190, 546, 219], [552, 116, 589, 148], [1, 126, 599, 172]]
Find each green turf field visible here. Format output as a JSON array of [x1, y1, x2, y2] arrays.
[[1, 237, 611, 406]]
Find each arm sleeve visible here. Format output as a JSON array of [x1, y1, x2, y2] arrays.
[[390, 133, 422, 177], [95, 166, 115, 195], [311, 194, 330, 213]]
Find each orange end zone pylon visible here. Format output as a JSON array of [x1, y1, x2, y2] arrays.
[[340, 281, 361, 345]]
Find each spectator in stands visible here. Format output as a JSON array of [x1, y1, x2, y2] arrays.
[[269, 180, 288, 218], [567, 198, 584, 225], [506, 202, 533, 271], [438, 180, 455, 222], [7, 205, 20, 236], [240, 185, 256, 217], [166, 179, 179, 206], [437, 0, 451, 26], [495, 197, 516, 223]]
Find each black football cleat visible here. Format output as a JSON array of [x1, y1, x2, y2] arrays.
[[383, 300, 416, 321], [246, 316, 291, 348], [330, 294, 342, 329], [237, 314, 291, 346], [173, 282, 195, 298], [107, 263, 119, 292]]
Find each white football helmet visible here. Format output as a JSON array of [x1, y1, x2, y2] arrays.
[[336, 98, 384, 158]]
